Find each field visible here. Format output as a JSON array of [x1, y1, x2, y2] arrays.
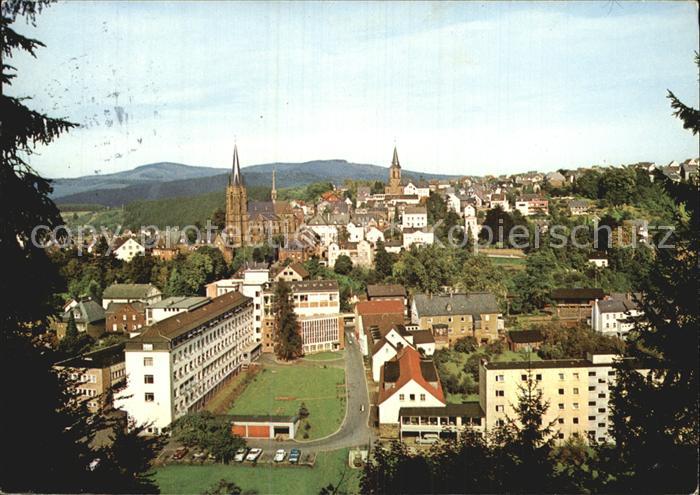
[[229, 363, 346, 440], [154, 448, 359, 495]]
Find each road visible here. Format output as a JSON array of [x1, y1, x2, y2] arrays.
[[246, 327, 373, 453]]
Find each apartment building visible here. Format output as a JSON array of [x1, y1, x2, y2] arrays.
[[261, 280, 344, 354], [479, 353, 637, 444], [401, 206, 428, 229], [53, 343, 126, 413], [411, 292, 503, 347], [116, 291, 256, 434]]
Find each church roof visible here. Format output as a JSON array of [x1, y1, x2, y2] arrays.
[[391, 146, 401, 169], [231, 144, 243, 186]]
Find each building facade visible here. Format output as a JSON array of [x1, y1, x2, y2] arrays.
[[385, 146, 404, 196], [116, 291, 256, 434]]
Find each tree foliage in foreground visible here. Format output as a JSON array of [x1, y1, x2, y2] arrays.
[[272, 279, 303, 360]]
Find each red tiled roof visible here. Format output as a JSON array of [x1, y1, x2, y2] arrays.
[[356, 299, 404, 316], [378, 347, 445, 405]]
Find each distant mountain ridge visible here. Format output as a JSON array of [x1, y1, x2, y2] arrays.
[[53, 160, 457, 207]]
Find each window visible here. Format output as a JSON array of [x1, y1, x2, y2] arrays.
[[588, 386, 596, 391], [144, 375, 154, 384], [588, 371, 596, 376], [558, 433, 565, 439], [535, 374, 542, 381], [123, 315, 127, 321], [598, 408, 606, 413], [495, 374, 504, 382], [589, 401, 596, 406], [589, 415, 596, 420], [598, 423, 606, 428], [558, 403, 564, 410], [143, 357, 153, 366], [145, 393, 155, 402], [521, 374, 527, 381], [573, 387, 579, 395], [573, 373, 579, 379], [608, 370, 616, 376], [495, 390, 505, 397], [573, 417, 579, 424], [409, 394, 415, 401], [573, 403, 579, 410], [495, 405, 505, 412], [496, 419, 505, 427], [558, 418, 564, 424], [558, 388, 564, 395], [558, 373, 565, 380], [598, 393, 606, 398], [420, 394, 426, 401], [399, 394, 405, 401]]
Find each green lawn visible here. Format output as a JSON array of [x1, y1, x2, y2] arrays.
[[229, 364, 346, 440], [303, 351, 343, 362], [154, 449, 359, 495], [494, 350, 542, 363]]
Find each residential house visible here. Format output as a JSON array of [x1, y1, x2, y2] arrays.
[[56, 298, 106, 339], [366, 284, 408, 314], [53, 343, 126, 413], [115, 291, 256, 434], [105, 301, 146, 335], [411, 292, 503, 347], [546, 171, 566, 188], [403, 180, 430, 199], [371, 326, 436, 382], [365, 226, 385, 245], [273, 262, 310, 282], [402, 228, 435, 249], [401, 206, 428, 230], [327, 239, 373, 268], [398, 403, 485, 443], [102, 283, 162, 310], [568, 199, 590, 216], [488, 193, 510, 211], [514, 195, 549, 216], [378, 347, 446, 425], [591, 293, 641, 339], [355, 299, 405, 356], [113, 238, 146, 262], [681, 158, 699, 181]]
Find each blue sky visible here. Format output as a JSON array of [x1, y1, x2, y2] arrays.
[[9, 1, 699, 178]]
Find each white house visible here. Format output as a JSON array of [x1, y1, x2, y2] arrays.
[[591, 294, 641, 339], [372, 327, 412, 382], [365, 226, 385, 245], [402, 228, 434, 249], [378, 346, 446, 424], [403, 181, 430, 199], [346, 222, 364, 243], [113, 238, 145, 262], [588, 257, 609, 268], [327, 239, 373, 268], [102, 283, 162, 310], [463, 205, 476, 218], [401, 206, 428, 229]]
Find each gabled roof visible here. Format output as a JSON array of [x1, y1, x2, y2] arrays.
[[410, 329, 435, 345], [413, 292, 499, 317], [105, 301, 146, 314], [62, 299, 105, 324], [507, 329, 544, 344], [103, 283, 161, 300], [148, 296, 210, 311], [378, 347, 445, 405]]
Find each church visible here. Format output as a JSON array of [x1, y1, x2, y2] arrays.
[[384, 146, 403, 196], [225, 145, 299, 248]]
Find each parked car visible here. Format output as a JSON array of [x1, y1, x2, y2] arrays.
[[234, 448, 249, 463], [288, 448, 301, 464], [172, 447, 189, 460], [273, 449, 286, 462], [246, 448, 263, 462]]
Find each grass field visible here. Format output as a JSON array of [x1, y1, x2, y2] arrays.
[[229, 363, 346, 440], [154, 449, 359, 495], [303, 351, 343, 362]]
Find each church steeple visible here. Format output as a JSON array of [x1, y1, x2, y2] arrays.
[[231, 144, 243, 186], [391, 146, 401, 169], [271, 169, 277, 202]]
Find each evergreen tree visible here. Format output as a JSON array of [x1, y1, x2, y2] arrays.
[[0, 4, 162, 490], [273, 280, 303, 360], [374, 240, 394, 279], [333, 254, 353, 275]]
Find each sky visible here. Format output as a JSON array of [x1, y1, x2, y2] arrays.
[[8, 1, 699, 178]]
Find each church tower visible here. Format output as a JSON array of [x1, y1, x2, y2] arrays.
[[225, 144, 249, 246], [385, 146, 403, 195], [271, 169, 277, 203]]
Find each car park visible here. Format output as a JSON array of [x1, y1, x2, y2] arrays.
[[288, 448, 301, 464], [246, 448, 263, 462], [234, 448, 249, 463], [273, 449, 286, 462]]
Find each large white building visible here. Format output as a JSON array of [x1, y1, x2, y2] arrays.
[[113, 238, 145, 262], [146, 296, 210, 325], [479, 353, 641, 444], [116, 291, 256, 434], [206, 264, 270, 342], [401, 206, 428, 229]]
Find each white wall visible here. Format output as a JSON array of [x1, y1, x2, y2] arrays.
[[379, 380, 445, 424]]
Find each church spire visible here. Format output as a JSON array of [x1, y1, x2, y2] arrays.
[[391, 146, 401, 169], [271, 169, 277, 202], [232, 144, 243, 186]]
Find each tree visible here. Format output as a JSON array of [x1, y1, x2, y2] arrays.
[[333, 254, 353, 275], [598, 167, 636, 206], [203, 479, 243, 495], [273, 280, 303, 360], [171, 411, 245, 464], [374, 240, 394, 279], [211, 207, 226, 230], [1, 5, 161, 491]]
